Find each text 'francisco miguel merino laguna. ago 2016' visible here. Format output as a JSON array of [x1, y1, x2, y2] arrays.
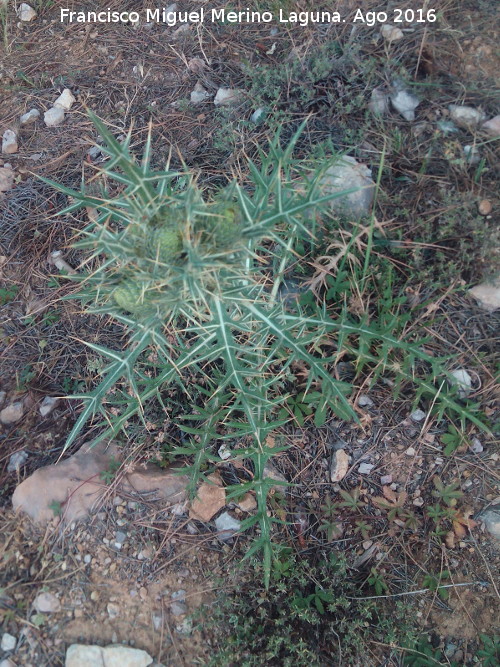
[[59, 7, 346, 27]]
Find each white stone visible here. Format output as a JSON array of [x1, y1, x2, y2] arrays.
[[449, 369, 473, 397], [54, 89, 76, 111], [470, 438, 483, 454], [1, 633, 16, 652], [44, 107, 65, 127], [66, 645, 104, 667], [411, 409, 426, 422], [448, 104, 487, 130], [34, 591, 61, 613], [380, 24, 404, 42], [0, 402, 24, 425], [0, 659, 17, 667], [390, 89, 420, 121], [463, 144, 480, 164], [39, 396, 60, 417], [482, 115, 500, 137], [368, 87, 389, 116], [319, 157, 375, 219], [405, 447, 416, 456], [215, 512, 241, 540], [0, 167, 14, 193], [358, 462, 374, 475], [251, 107, 266, 123], [213, 87, 243, 106], [469, 278, 500, 312], [478, 505, 500, 540], [18, 3, 37, 21], [358, 394, 373, 407], [380, 474, 392, 485], [190, 82, 210, 105], [20, 108, 40, 125], [330, 449, 350, 482], [7, 450, 28, 472], [2, 130, 18, 155], [217, 444, 231, 460]]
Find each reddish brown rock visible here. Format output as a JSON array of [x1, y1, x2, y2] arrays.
[[189, 472, 225, 522], [12, 440, 121, 523]]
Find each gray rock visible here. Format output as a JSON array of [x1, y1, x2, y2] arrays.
[[190, 82, 210, 105], [380, 474, 392, 485], [107, 602, 120, 619], [469, 278, 500, 312], [18, 3, 37, 21], [215, 512, 241, 540], [170, 601, 187, 616], [1, 633, 17, 651], [65, 644, 153, 667], [470, 438, 483, 454], [54, 89, 76, 111], [410, 409, 426, 422], [358, 462, 374, 475], [477, 505, 500, 540], [463, 144, 480, 165], [368, 87, 389, 116], [390, 89, 420, 121], [482, 115, 500, 137], [171, 589, 186, 602], [44, 107, 65, 128], [7, 450, 28, 472], [39, 396, 60, 417], [0, 659, 17, 667], [449, 369, 473, 397], [2, 130, 18, 155], [0, 402, 24, 425], [114, 531, 127, 549], [34, 591, 61, 613], [448, 104, 487, 130], [213, 88, 243, 106], [0, 167, 14, 193], [20, 108, 40, 125], [357, 394, 373, 407], [319, 156, 375, 219]]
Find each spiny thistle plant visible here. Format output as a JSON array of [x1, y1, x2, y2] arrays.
[[47, 114, 487, 585]]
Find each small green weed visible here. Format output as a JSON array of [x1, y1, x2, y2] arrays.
[[0, 285, 18, 306], [205, 551, 416, 666]]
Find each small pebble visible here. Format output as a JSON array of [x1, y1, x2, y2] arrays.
[[2, 130, 18, 155], [20, 108, 40, 125], [380, 24, 404, 42], [357, 394, 373, 407], [413, 497, 424, 507], [358, 462, 374, 475], [53, 88, 76, 111], [470, 438, 483, 454], [405, 447, 416, 456], [380, 474, 393, 485], [410, 409, 426, 422], [478, 200, 492, 216], [1, 633, 17, 652], [18, 3, 37, 21], [44, 107, 65, 127]]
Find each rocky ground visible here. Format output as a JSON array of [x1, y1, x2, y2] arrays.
[[1, 1, 499, 665]]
